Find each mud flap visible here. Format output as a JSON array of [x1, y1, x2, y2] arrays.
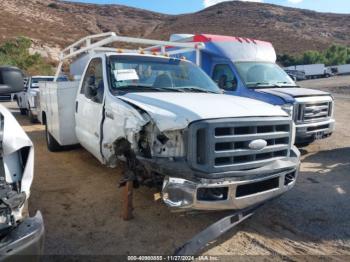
[[174, 204, 263, 256]]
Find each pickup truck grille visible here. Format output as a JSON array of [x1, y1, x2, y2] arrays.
[[187, 117, 292, 174], [296, 101, 332, 123]]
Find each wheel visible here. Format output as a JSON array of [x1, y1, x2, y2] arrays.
[[19, 108, 27, 115], [28, 108, 37, 123], [45, 123, 63, 152]]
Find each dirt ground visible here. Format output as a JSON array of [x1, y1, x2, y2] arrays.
[[299, 75, 350, 96], [4, 76, 350, 258]]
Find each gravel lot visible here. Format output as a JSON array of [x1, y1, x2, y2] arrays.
[[4, 76, 350, 258], [299, 75, 350, 96]]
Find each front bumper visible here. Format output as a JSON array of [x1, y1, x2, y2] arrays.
[[162, 147, 300, 211], [0, 211, 44, 260], [295, 118, 335, 143]]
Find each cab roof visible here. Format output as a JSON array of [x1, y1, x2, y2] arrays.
[[171, 34, 277, 63]]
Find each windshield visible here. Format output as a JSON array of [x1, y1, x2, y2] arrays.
[[31, 77, 54, 88], [235, 62, 296, 88], [109, 56, 220, 93]]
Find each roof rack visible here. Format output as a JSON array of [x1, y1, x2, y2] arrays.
[[55, 32, 205, 80]]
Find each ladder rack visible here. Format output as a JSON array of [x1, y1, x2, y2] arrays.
[[55, 32, 205, 80]]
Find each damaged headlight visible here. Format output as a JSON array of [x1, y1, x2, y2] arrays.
[[0, 184, 26, 234], [162, 177, 196, 209]]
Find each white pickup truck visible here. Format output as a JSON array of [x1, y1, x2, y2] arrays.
[[40, 33, 300, 213], [16, 76, 55, 122], [16, 75, 68, 123], [0, 67, 44, 257]]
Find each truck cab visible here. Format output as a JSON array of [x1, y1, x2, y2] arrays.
[[40, 32, 300, 212], [170, 34, 335, 146]]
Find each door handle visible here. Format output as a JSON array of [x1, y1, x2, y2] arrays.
[[75, 101, 78, 113]]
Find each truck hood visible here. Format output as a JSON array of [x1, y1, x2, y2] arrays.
[[257, 87, 331, 102], [118, 92, 288, 131]]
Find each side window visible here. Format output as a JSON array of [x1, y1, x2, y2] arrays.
[[81, 58, 104, 104], [212, 64, 237, 91]]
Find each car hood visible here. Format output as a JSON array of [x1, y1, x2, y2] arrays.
[[118, 92, 288, 131], [257, 87, 331, 102]]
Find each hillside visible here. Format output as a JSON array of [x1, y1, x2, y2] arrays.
[[0, 0, 349, 60]]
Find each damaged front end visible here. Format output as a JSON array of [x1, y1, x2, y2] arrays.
[[0, 108, 44, 257], [104, 96, 300, 212]]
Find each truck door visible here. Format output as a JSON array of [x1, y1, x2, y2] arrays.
[[75, 57, 105, 162], [212, 64, 238, 93]]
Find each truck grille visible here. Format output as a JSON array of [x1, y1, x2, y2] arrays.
[[296, 101, 332, 123], [187, 117, 292, 174]]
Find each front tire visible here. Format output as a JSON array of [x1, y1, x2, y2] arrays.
[[46, 123, 63, 152]]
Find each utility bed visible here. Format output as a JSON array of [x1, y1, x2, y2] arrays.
[[40, 81, 79, 146]]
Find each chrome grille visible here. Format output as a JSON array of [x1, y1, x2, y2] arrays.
[[188, 117, 292, 174], [296, 101, 332, 123]]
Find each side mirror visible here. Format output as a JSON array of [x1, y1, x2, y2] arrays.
[[0, 66, 24, 94]]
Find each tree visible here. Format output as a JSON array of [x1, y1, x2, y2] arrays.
[[278, 44, 350, 67]]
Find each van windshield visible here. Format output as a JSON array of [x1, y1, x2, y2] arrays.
[[235, 62, 297, 88], [109, 55, 220, 93]]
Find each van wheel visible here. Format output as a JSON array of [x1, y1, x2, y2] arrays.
[[45, 123, 63, 152]]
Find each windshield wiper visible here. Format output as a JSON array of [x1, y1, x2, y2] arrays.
[[249, 82, 299, 89], [179, 87, 218, 94], [116, 85, 185, 92], [276, 82, 301, 88], [248, 82, 274, 89]]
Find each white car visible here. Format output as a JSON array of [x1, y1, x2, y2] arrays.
[[0, 67, 44, 256]]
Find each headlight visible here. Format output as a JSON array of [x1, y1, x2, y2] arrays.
[[281, 104, 294, 119], [162, 177, 195, 209]]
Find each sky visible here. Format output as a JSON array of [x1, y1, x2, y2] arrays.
[[69, 0, 350, 15]]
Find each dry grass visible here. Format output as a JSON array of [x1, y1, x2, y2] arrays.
[[0, 0, 349, 56]]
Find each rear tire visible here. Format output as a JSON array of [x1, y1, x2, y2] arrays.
[[46, 123, 63, 152]]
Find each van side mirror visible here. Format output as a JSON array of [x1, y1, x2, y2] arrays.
[[0, 66, 24, 94]]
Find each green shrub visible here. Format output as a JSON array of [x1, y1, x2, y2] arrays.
[[0, 37, 54, 75], [278, 45, 350, 67], [48, 3, 59, 9]]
